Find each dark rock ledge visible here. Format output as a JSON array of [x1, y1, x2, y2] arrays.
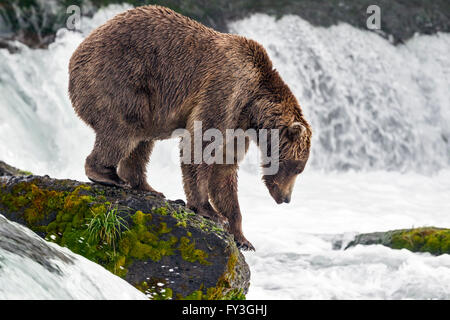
[[0, 161, 250, 300]]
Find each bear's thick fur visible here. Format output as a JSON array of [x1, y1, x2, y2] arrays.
[[69, 5, 311, 250]]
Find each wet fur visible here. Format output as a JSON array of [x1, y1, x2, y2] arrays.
[[69, 5, 311, 250]]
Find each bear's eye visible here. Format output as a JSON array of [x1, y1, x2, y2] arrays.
[[284, 160, 304, 174], [294, 161, 305, 174]]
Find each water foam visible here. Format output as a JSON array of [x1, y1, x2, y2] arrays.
[[230, 15, 450, 172], [0, 214, 146, 299]]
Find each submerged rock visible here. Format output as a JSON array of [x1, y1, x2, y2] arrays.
[[344, 227, 450, 256], [0, 168, 250, 300]]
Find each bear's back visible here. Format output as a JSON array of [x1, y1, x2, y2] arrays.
[[70, 5, 218, 70], [68, 5, 281, 129]]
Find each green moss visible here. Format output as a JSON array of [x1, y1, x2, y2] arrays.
[[152, 206, 169, 216], [171, 207, 195, 221], [149, 203, 225, 239], [225, 289, 247, 300], [174, 287, 245, 300], [178, 236, 211, 265], [152, 204, 196, 229], [204, 250, 239, 299], [175, 249, 245, 300], [132, 210, 149, 225], [135, 280, 174, 300], [0, 181, 92, 225], [119, 210, 178, 263], [18, 170, 33, 176], [94, 188, 106, 196], [182, 290, 204, 300], [390, 228, 450, 255]]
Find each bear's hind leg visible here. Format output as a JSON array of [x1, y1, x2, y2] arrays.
[[117, 140, 165, 197], [85, 133, 133, 188]]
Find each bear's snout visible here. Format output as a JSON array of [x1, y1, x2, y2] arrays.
[[263, 172, 297, 205], [282, 194, 291, 203]]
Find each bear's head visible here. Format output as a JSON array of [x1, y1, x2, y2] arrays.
[[262, 116, 311, 204], [246, 45, 312, 204]]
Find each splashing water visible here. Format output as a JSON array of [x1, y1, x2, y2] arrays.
[[0, 214, 147, 299], [230, 14, 450, 173], [0, 5, 450, 299], [0, 4, 132, 179]]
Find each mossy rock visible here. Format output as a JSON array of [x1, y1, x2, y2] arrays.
[[345, 227, 450, 256], [0, 160, 32, 177], [0, 172, 250, 299]]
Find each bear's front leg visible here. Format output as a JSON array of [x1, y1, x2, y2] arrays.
[[209, 164, 255, 251], [181, 163, 228, 227]]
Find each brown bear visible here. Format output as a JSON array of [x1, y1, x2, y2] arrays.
[[69, 5, 311, 250]]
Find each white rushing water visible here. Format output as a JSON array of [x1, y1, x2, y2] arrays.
[[230, 15, 450, 173], [0, 5, 449, 299], [0, 214, 147, 299]]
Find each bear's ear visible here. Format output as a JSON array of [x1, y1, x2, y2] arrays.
[[287, 122, 306, 140]]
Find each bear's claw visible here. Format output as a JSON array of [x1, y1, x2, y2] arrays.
[[133, 182, 166, 198], [236, 239, 255, 251], [86, 164, 129, 189], [88, 176, 129, 189]]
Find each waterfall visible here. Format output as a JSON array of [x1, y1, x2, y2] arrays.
[[0, 5, 131, 179], [230, 14, 450, 173], [1, 6, 449, 178]]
